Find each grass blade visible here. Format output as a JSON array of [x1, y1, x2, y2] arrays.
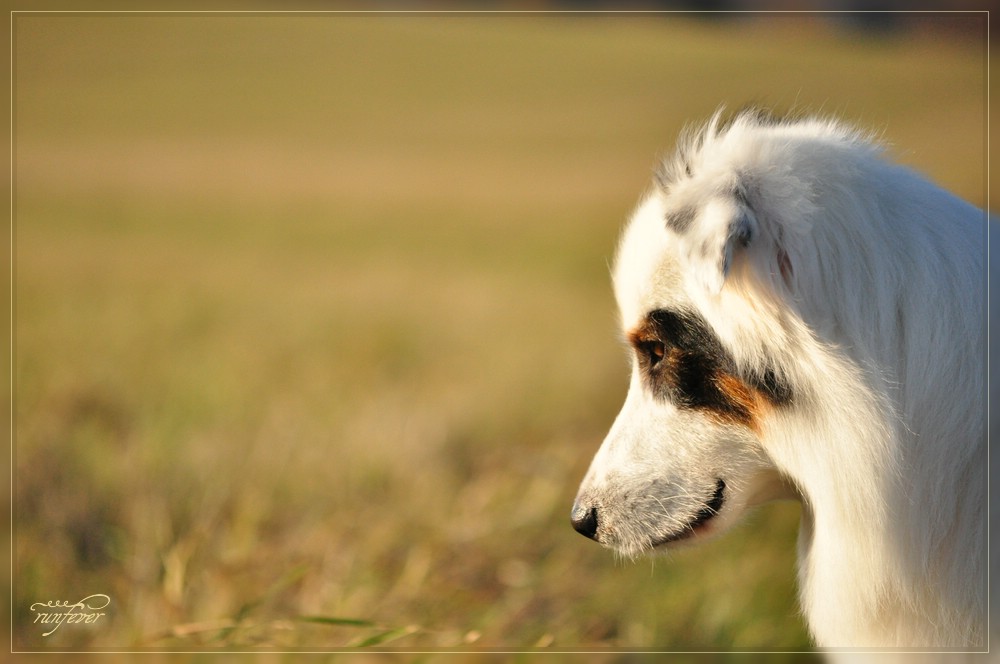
[[297, 615, 377, 628]]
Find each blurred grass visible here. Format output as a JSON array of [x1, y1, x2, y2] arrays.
[[11, 12, 989, 653]]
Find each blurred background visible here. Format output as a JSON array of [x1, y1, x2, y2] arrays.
[[10, 6, 990, 654]]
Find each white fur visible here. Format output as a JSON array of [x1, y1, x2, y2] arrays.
[[573, 111, 987, 649]]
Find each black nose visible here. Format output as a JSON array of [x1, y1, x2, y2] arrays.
[[571, 504, 599, 540]]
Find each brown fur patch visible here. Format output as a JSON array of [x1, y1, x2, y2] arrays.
[[711, 373, 769, 434]]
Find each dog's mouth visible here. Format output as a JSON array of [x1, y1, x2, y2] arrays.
[[652, 478, 726, 547]]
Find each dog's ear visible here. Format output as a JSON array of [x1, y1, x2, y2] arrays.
[[679, 200, 758, 295]]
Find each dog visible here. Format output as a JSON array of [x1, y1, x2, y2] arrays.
[[571, 109, 987, 649]]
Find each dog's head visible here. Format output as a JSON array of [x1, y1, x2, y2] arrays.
[[571, 111, 859, 556]]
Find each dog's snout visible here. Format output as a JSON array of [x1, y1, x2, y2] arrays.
[[570, 503, 600, 540]]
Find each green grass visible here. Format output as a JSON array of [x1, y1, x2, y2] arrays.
[[11, 12, 990, 653]]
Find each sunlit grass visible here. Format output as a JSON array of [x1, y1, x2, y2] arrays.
[[12, 12, 988, 652]]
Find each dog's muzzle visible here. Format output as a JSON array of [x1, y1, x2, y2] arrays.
[[570, 479, 727, 547]]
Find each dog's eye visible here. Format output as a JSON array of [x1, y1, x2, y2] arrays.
[[639, 340, 666, 367]]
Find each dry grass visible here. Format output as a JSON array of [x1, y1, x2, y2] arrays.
[[11, 12, 989, 653]]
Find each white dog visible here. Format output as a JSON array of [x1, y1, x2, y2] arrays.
[[572, 109, 987, 649]]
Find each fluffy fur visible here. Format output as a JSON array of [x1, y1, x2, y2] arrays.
[[571, 110, 987, 649]]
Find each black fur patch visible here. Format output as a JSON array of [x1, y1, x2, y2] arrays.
[[629, 309, 792, 426], [665, 206, 697, 233], [751, 366, 794, 405]]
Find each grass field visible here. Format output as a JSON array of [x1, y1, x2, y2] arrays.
[[11, 12, 990, 653]]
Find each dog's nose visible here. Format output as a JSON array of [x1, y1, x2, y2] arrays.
[[570, 503, 599, 540]]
